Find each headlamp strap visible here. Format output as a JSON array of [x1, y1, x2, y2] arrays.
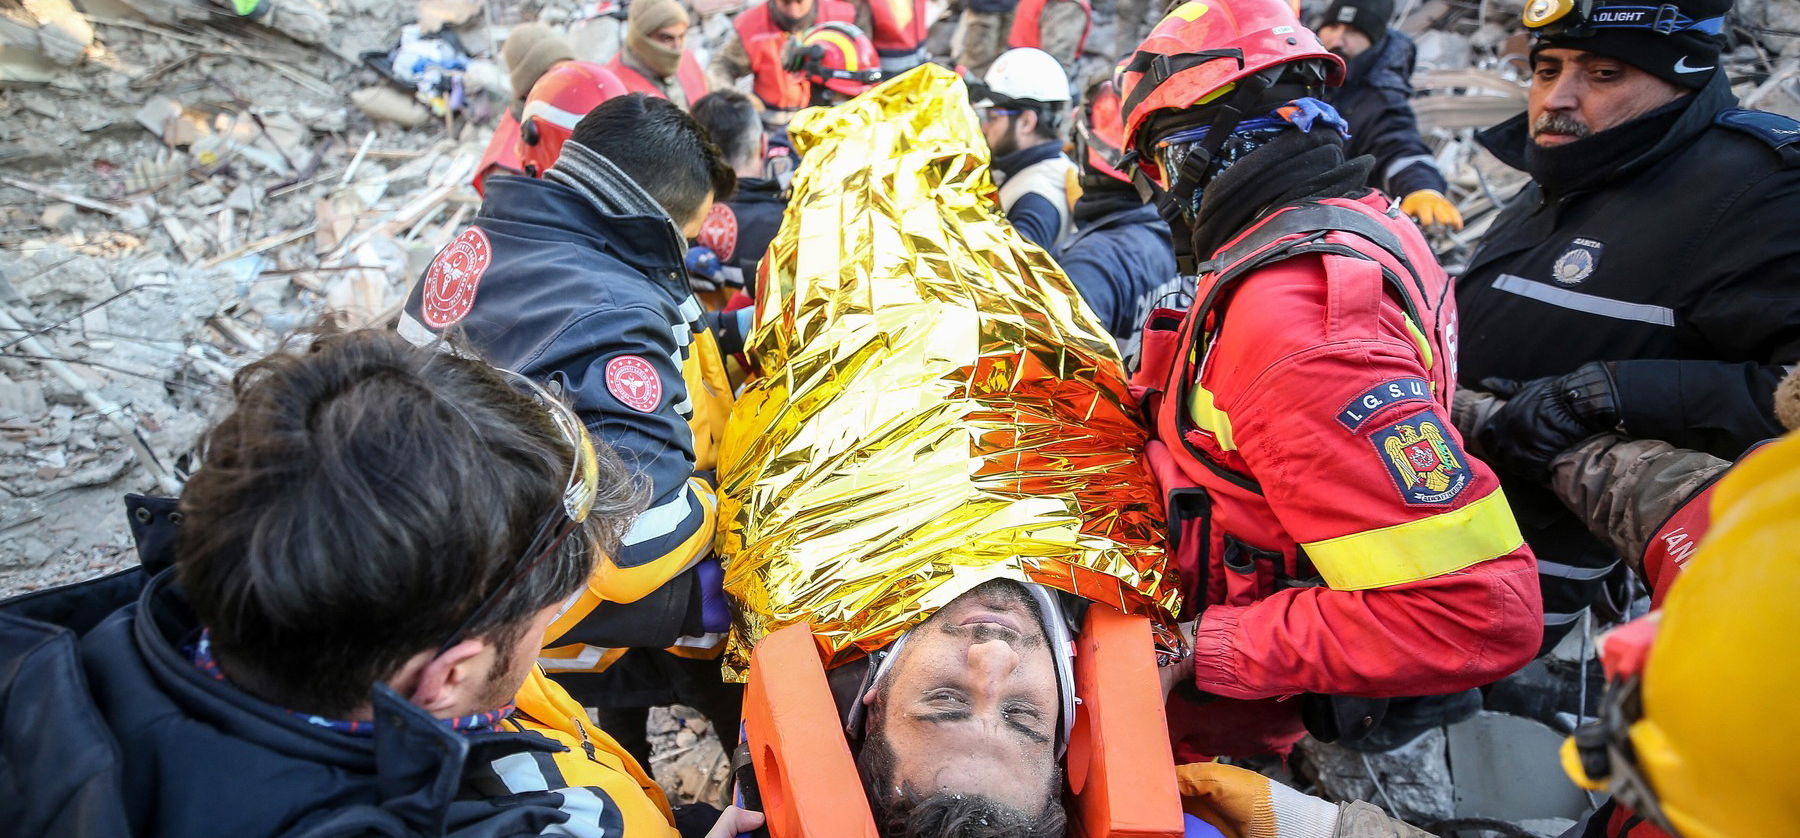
[[1540, 3, 1726, 34]]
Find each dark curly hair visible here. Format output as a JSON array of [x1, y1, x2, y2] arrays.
[[177, 325, 643, 716]]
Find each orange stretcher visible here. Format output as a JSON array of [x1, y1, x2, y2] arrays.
[[739, 605, 1184, 838]]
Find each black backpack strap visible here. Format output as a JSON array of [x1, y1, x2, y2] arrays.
[[1169, 201, 1431, 495]]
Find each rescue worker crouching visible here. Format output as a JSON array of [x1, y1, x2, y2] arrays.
[[710, 0, 858, 128], [1315, 0, 1464, 231], [0, 328, 760, 838], [607, 0, 711, 111], [1169, 430, 1800, 838], [1118, 0, 1542, 759], [974, 47, 1079, 254], [400, 94, 743, 769]]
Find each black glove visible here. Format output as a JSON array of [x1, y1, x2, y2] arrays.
[[1473, 361, 1621, 482]]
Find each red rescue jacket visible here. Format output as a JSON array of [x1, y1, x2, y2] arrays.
[[864, 0, 929, 69], [1134, 194, 1542, 758], [734, 0, 856, 112], [607, 51, 710, 107], [1007, 0, 1092, 54]]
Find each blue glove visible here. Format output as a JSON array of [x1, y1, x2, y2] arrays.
[[686, 245, 725, 294], [1184, 814, 1227, 838], [695, 558, 730, 634]]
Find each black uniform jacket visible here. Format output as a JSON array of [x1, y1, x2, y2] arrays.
[[1456, 72, 1800, 635], [1461, 71, 1800, 457], [0, 497, 614, 838]]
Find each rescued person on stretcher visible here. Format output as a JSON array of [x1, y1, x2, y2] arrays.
[[712, 65, 1186, 838]]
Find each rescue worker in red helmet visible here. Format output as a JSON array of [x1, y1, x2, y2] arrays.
[[473, 22, 577, 195], [1119, 0, 1542, 760], [1061, 77, 1179, 362], [784, 22, 884, 107], [515, 60, 630, 178], [710, 0, 858, 128]]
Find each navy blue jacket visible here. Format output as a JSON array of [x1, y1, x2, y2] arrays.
[[1326, 32, 1448, 199], [0, 496, 627, 838], [1057, 187, 1178, 355], [400, 168, 715, 662], [703, 176, 786, 291]]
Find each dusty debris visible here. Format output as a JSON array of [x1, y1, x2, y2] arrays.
[[0, 0, 486, 602], [1, 0, 1796, 817]]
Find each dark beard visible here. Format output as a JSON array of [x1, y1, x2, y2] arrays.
[[990, 127, 1021, 160]]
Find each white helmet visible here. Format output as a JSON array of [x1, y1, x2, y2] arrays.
[[979, 47, 1071, 106]]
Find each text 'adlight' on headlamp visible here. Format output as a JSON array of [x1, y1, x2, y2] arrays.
[[1522, 0, 1725, 37]]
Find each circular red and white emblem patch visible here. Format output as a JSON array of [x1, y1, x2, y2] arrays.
[[605, 355, 663, 413], [421, 227, 493, 329], [697, 202, 738, 261]]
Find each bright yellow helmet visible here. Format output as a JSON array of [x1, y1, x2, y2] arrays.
[[1563, 431, 1800, 837]]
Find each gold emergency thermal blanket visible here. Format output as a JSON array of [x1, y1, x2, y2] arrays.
[[715, 64, 1179, 678]]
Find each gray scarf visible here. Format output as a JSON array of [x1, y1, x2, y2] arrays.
[[548, 140, 683, 244]]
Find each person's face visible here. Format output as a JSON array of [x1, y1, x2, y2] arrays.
[[681, 191, 716, 239], [866, 581, 1059, 813], [650, 21, 688, 51], [1528, 48, 1686, 147], [471, 602, 561, 713], [979, 108, 1032, 158], [772, 0, 814, 24], [1317, 23, 1372, 59]]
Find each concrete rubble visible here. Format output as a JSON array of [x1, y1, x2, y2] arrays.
[[1, 0, 1797, 815]]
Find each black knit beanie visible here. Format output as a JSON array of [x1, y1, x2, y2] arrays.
[[1322, 0, 1393, 45], [1529, 0, 1732, 89]]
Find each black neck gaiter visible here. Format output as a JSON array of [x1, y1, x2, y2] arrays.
[[1523, 95, 1692, 196], [1189, 127, 1374, 260]]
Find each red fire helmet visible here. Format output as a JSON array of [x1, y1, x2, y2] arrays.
[[1075, 78, 1132, 185], [515, 61, 629, 177], [1116, 0, 1344, 188], [784, 22, 883, 99]]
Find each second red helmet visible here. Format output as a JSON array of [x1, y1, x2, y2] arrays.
[[516, 61, 630, 177]]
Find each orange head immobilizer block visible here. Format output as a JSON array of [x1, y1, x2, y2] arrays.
[[740, 605, 1184, 838]]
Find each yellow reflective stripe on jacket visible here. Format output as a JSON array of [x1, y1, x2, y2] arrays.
[[1302, 488, 1523, 590], [1186, 382, 1237, 451], [510, 667, 679, 831], [1403, 314, 1433, 371]]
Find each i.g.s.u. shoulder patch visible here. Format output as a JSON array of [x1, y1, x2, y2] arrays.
[[1337, 377, 1432, 431], [1370, 408, 1471, 505]]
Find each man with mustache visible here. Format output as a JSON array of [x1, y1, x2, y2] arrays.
[[1454, 0, 1800, 659]]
